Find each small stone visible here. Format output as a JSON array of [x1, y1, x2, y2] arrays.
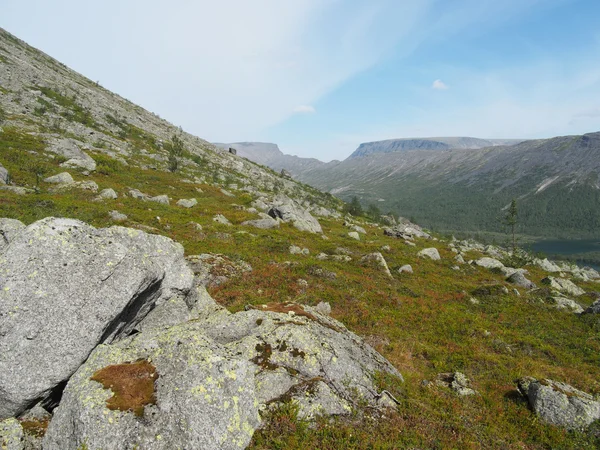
[[44, 172, 74, 184], [398, 264, 413, 274], [108, 210, 128, 222], [348, 231, 360, 241], [176, 198, 197, 208]]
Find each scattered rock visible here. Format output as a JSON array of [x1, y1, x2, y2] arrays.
[[241, 217, 279, 229], [108, 210, 128, 222], [128, 189, 148, 200], [583, 299, 600, 314], [213, 214, 232, 226], [473, 257, 504, 270], [506, 271, 536, 289], [0, 163, 8, 185], [0, 186, 31, 195], [43, 172, 74, 185], [541, 276, 585, 297], [176, 198, 197, 208], [48, 138, 97, 172], [435, 372, 477, 396], [534, 258, 563, 273], [517, 377, 600, 430], [348, 231, 360, 241], [383, 221, 430, 240], [398, 264, 413, 274], [418, 248, 441, 261], [220, 188, 235, 197], [307, 266, 337, 280], [549, 296, 584, 314], [0, 218, 194, 419], [314, 301, 332, 316], [380, 245, 391, 252], [149, 194, 170, 205], [289, 246, 309, 255], [186, 254, 252, 288], [361, 253, 392, 278], [96, 188, 118, 200], [267, 197, 322, 234]]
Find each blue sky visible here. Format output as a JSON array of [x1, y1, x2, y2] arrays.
[[2, 0, 600, 160]]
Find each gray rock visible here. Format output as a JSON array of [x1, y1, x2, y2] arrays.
[[186, 254, 252, 288], [60, 157, 96, 172], [0, 418, 23, 450], [201, 304, 403, 417], [268, 199, 322, 234], [48, 138, 96, 172], [96, 188, 118, 200], [518, 377, 600, 430], [128, 188, 148, 200], [213, 214, 232, 226], [0, 186, 31, 195], [583, 299, 600, 314], [348, 231, 360, 241], [398, 264, 413, 274], [149, 194, 170, 205], [361, 253, 392, 278], [0, 218, 194, 418], [220, 188, 235, 197], [43, 172, 74, 184], [241, 217, 279, 229], [454, 254, 465, 264], [0, 218, 25, 252], [43, 322, 260, 450], [541, 276, 585, 297], [314, 301, 332, 316], [108, 210, 128, 222], [534, 258, 562, 273], [176, 198, 197, 208], [0, 163, 8, 185], [549, 296, 584, 313], [473, 257, 504, 270], [383, 222, 430, 240], [418, 248, 441, 261], [289, 245, 309, 255], [506, 271, 536, 289], [435, 372, 477, 396]]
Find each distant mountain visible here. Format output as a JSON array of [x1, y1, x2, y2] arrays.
[[349, 137, 524, 158], [296, 133, 600, 239], [215, 142, 331, 178]]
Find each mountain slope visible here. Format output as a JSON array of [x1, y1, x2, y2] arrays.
[[296, 134, 600, 239]]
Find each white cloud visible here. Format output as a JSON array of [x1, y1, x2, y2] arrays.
[[432, 79, 449, 90], [293, 105, 316, 114]]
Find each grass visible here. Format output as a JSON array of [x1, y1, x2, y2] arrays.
[[1, 86, 599, 448], [90, 360, 158, 417]]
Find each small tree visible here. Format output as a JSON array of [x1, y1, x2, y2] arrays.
[[25, 160, 49, 191], [167, 134, 185, 172], [346, 196, 363, 217], [366, 203, 381, 222], [504, 199, 518, 253]]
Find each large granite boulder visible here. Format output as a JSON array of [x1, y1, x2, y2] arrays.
[[0, 217, 194, 418], [43, 322, 260, 450], [518, 377, 600, 430], [49, 138, 97, 172], [541, 276, 585, 297]]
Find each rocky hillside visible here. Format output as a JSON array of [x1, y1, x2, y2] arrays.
[[1, 28, 600, 449]]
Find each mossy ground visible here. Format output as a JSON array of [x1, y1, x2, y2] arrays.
[[1, 125, 600, 448]]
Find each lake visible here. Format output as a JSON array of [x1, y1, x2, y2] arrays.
[[530, 239, 600, 271]]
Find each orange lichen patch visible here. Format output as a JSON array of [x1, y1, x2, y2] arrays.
[[90, 359, 158, 417], [19, 418, 49, 438]]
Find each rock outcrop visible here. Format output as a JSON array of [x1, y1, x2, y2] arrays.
[[518, 377, 600, 430], [0, 218, 194, 419], [267, 196, 322, 234]]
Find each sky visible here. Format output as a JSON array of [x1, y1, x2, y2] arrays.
[[2, 0, 600, 161]]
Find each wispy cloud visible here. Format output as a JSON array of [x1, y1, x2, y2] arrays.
[[432, 79, 449, 90], [293, 105, 316, 114]]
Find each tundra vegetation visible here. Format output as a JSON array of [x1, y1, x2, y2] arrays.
[[0, 28, 599, 449]]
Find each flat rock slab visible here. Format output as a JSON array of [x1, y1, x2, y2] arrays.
[[0, 217, 193, 418]]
